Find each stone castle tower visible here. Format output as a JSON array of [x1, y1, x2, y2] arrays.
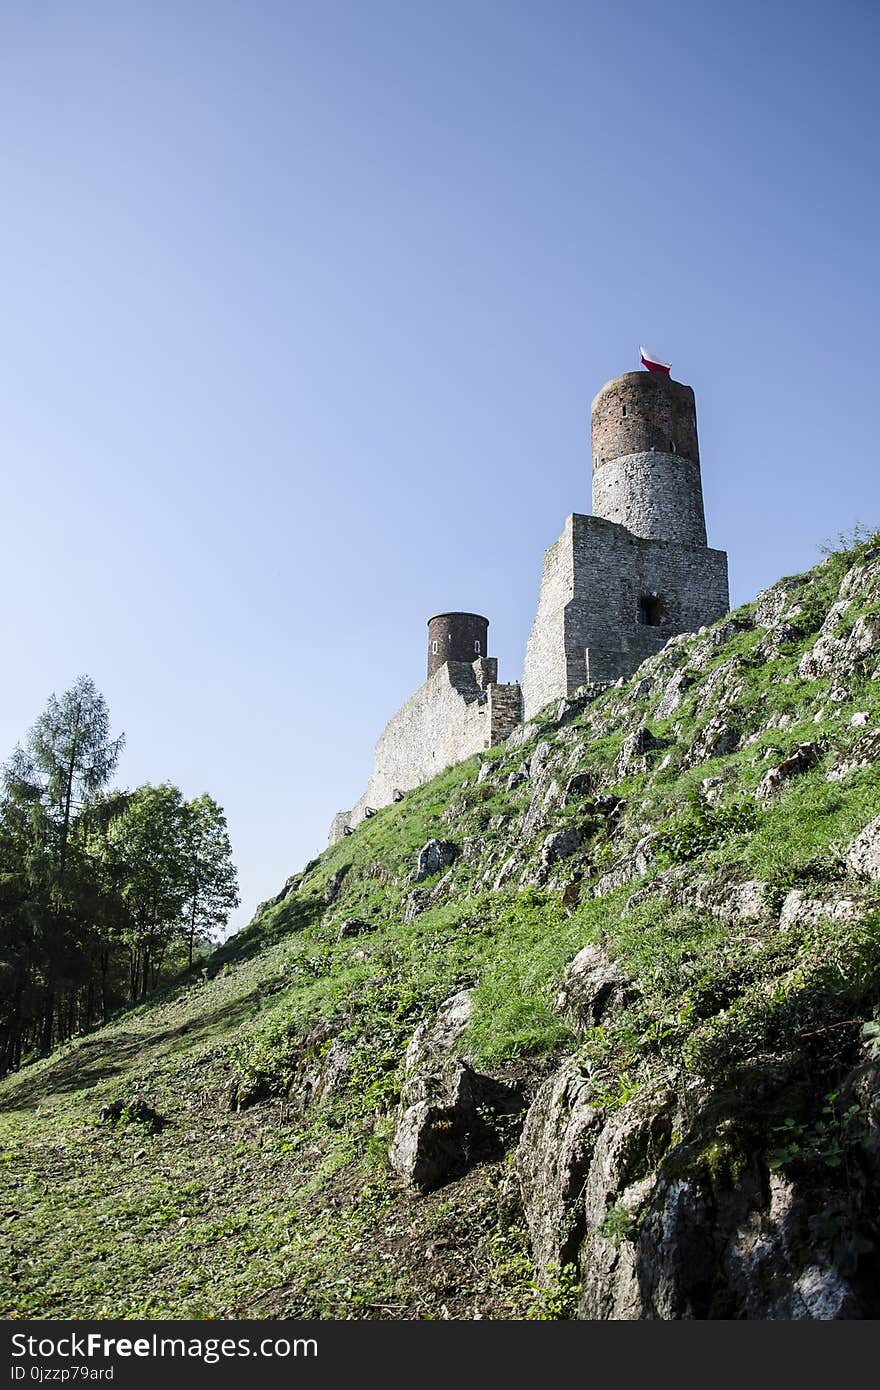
[[521, 368, 729, 718], [329, 612, 522, 842], [427, 612, 491, 679]]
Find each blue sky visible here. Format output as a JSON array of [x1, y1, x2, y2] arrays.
[[1, 1, 877, 932]]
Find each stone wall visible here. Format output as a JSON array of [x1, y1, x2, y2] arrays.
[[521, 512, 729, 719], [592, 451, 707, 546], [329, 660, 522, 842]]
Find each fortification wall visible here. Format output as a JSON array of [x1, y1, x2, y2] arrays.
[[522, 512, 729, 719], [329, 659, 522, 842]]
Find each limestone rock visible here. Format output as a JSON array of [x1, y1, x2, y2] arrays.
[[293, 1038, 352, 1112], [506, 719, 544, 751], [683, 872, 768, 924], [389, 991, 522, 1192], [564, 771, 595, 803], [593, 834, 658, 896], [653, 668, 692, 721], [847, 815, 880, 881], [541, 826, 582, 868], [799, 599, 880, 682], [337, 917, 373, 940], [522, 779, 561, 839], [415, 839, 458, 882], [755, 580, 807, 631], [618, 726, 665, 777], [403, 889, 426, 923], [529, 741, 553, 780], [555, 945, 633, 1029], [778, 889, 871, 930], [755, 743, 822, 800], [324, 867, 348, 906], [688, 716, 740, 765], [515, 1058, 601, 1274], [506, 766, 528, 792], [828, 730, 880, 781]]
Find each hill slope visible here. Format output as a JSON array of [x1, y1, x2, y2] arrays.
[[3, 537, 880, 1319]]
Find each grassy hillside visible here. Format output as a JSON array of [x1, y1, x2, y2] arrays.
[[2, 534, 880, 1319]]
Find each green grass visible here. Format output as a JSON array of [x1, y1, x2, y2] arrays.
[[3, 531, 880, 1318]]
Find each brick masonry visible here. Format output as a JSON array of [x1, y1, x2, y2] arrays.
[[427, 613, 490, 678]]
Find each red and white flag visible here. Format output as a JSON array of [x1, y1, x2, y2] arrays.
[[640, 346, 671, 376]]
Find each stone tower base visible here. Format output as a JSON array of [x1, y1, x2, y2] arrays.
[[521, 512, 729, 719]]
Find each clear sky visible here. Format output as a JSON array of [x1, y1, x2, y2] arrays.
[[1, 0, 878, 933]]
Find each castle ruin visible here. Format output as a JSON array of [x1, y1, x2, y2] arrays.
[[330, 364, 729, 841], [521, 369, 729, 716], [329, 613, 522, 841]]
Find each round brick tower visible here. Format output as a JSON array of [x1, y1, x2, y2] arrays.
[[591, 371, 707, 545], [427, 613, 489, 678]]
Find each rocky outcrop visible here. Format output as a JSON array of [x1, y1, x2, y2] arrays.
[[389, 991, 523, 1192], [828, 730, 880, 782], [618, 726, 666, 777], [555, 946, 633, 1029], [847, 815, 880, 881], [515, 1059, 875, 1319], [415, 839, 458, 882], [755, 743, 822, 800], [540, 826, 582, 869], [515, 1059, 601, 1274]]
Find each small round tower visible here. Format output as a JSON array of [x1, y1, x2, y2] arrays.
[[427, 612, 489, 678], [591, 371, 707, 546]]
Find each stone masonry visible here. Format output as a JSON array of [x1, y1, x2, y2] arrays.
[[330, 363, 731, 834], [330, 631, 522, 842], [522, 370, 729, 719]]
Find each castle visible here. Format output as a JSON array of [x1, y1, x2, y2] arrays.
[[329, 363, 729, 842]]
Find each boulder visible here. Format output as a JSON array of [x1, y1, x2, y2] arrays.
[[555, 945, 634, 1029], [389, 991, 523, 1192], [541, 826, 582, 868], [847, 815, 880, 881], [618, 726, 665, 777], [515, 1058, 601, 1274], [755, 743, 822, 800], [415, 839, 458, 882]]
